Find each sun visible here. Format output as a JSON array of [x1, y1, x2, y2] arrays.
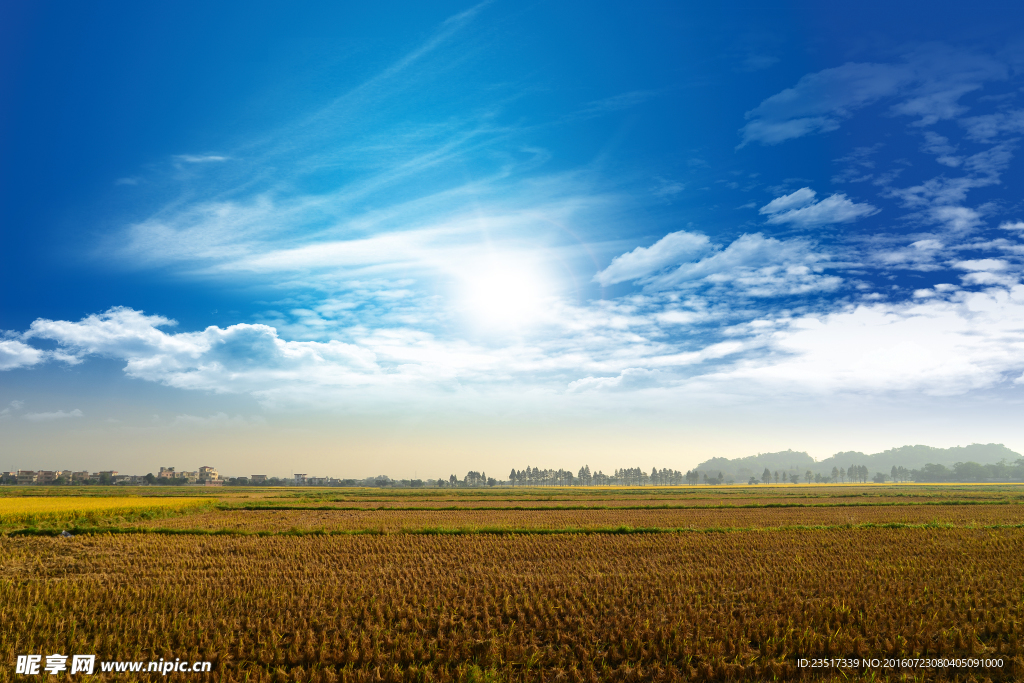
[[457, 258, 551, 329]]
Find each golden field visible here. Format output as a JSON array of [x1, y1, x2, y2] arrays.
[[2, 528, 1021, 681], [2, 484, 1023, 681], [0, 496, 208, 527], [139, 502, 1024, 532]]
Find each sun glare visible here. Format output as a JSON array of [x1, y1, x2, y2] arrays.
[[458, 259, 552, 329]]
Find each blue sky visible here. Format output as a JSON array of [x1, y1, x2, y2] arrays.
[[4, 2, 1024, 476]]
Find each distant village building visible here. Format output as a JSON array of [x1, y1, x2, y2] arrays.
[[294, 473, 307, 485], [250, 475, 268, 483], [17, 470, 37, 485], [155, 465, 218, 484]]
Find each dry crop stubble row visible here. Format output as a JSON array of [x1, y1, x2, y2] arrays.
[[2, 528, 1022, 682], [269, 486, 1024, 507], [136, 503, 1024, 532], [233, 496, 1017, 509]]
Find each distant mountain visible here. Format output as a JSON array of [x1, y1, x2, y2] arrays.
[[817, 444, 1020, 473], [694, 450, 815, 482], [693, 443, 1022, 483]]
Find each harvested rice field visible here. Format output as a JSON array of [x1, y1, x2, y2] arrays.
[[137, 501, 1024, 532], [3, 484, 1023, 681]]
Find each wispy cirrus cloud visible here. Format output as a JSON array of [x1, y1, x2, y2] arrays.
[[173, 154, 229, 164], [739, 46, 1006, 146], [23, 409, 84, 422]]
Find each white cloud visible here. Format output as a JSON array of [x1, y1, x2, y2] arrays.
[[594, 229, 842, 297], [960, 110, 1024, 143], [929, 206, 984, 233], [1000, 220, 1024, 233], [640, 233, 841, 296], [0, 400, 25, 419], [954, 258, 1010, 272], [0, 340, 46, 370], [697, 285, 1024, 397], [8, 279, 1024, 410], [25, 307, 382, 399], [920, 131, 961, 167], [739, 48, 1006, 146], [758, 187, 816, 215], [567, 368, 669, 393], [760, 188, 878, 227], [593, 231, 712, 286], [884, 143, 1014, 234], [873, 238, 946, 271], [173, 154, 229, 163], [740, 62, 908, 146], [23, 409, 84, 422]]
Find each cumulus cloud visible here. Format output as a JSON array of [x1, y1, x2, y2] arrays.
[[24, 307, 381, 398], [23, 409, 84, 422], [698, 285, 1024, 396], [594, 231, 712, 286], [0, 340, 46, 370], [759, 188, 878, 227], [739, 48, 1006, 146], [954, 258, 1010, 272]]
